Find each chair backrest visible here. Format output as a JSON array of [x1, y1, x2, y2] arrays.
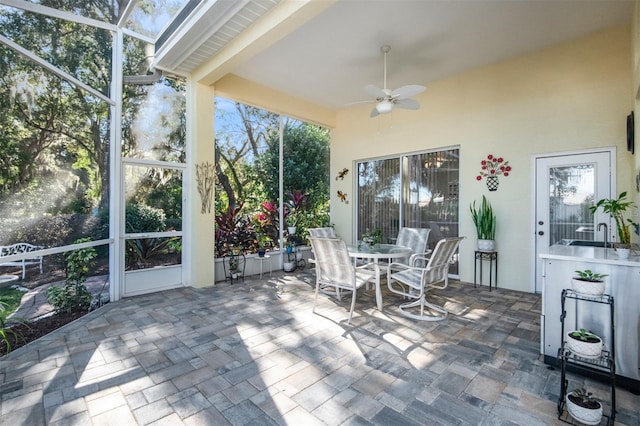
[[423, 237, 464, 285], [308, 227, 337, 238], [396, 227, 431, 265], [308, 237, 353, 285]]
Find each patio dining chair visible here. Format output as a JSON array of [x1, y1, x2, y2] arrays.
[[309, 236, 376, 324], [308, 227, 343, 297], [308, 227, 337, 238], [386, 237, 464, 321], [394, 227, 431, 266]]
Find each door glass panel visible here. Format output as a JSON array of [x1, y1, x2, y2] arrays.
[[548, 165, 595, 245], [405, 149, 460, 273], [357, 158, 401, 242]]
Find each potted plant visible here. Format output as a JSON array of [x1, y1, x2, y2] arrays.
[[571, 269, 607, 297], [470, 195, 496, 251], [565, 388, 603, 425], [566, 328, 603, 359], [256, 234, 270, 257], [590, 191, 638, 258], [360, 228, 382, 248]]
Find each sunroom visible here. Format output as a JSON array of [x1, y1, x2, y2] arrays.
[[1, 0, 640, 424]]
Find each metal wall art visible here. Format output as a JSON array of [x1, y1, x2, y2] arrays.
[[196, 161, 215, 214], [476, 154, 511, 192]]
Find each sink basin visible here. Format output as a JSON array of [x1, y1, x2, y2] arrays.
[[558, 239, 608, 247]]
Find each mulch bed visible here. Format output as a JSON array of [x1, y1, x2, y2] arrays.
[[1, 310, 88, 357]]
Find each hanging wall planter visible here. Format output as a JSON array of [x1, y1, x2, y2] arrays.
[[476, 154, 511, 192]]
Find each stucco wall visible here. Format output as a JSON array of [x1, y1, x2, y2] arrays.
[[331, 24, 633, 292]]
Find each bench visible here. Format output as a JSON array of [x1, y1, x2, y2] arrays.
[[0, 243, 44, 279]]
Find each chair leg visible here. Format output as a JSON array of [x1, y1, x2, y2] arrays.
[[312, 280, 321, 313], [347, 288, 357, 324], [398, 295, 448, 321]]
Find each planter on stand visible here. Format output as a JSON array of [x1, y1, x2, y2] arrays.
[[566, 391, 603, 425], [570, 278, 605, 297], [477, 239, 495, 252], [566, 330, 603, 359]]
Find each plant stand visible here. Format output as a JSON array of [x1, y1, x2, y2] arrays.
[[223, 252, 245, 284], [557, 289, 615, 425], [283, 245, 306, 272], [473, 250, 498, 291]]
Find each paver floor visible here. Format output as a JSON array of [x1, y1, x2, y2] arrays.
[[1, 271, 638, 425]]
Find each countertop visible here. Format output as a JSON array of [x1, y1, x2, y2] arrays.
[[539, 244, 640, 266]]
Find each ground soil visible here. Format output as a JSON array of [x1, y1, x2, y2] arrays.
[[1, 310, 88, 357]]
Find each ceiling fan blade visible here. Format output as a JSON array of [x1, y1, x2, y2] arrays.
[[365, 84, 386, 99], [391, 85, 426, 100], [395, 98, 420, 110], [344, 99, 374, 107]]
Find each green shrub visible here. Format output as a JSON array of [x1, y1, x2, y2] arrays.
[[46, 238, 96, 313], [124, 203, 175, 268]]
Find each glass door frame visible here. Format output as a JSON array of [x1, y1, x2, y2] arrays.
[[531, 147, 615, 293]]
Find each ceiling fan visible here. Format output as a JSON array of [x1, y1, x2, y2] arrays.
[[365, 45, 426, 117]]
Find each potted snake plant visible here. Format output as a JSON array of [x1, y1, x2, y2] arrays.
[[470, 195, 496, 251]]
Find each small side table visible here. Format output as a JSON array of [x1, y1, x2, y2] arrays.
[[254, 255, 272, 279], [474, 251, 498, 291]]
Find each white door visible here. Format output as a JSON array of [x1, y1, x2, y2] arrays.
[[533, 150, 613, 293]]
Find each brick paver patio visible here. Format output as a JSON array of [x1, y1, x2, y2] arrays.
[[1, 271, 638, 425]]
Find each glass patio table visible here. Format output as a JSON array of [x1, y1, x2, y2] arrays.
[[346, 243, 413, 311]]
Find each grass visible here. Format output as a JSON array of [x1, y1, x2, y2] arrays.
[[0, 286, 26, 315]]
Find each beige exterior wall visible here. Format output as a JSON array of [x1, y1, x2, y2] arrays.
[[633, 2, 640, 215], [332, 24, 633, 292], [185, 81, 216, 287], [201, 23, 634, 293]]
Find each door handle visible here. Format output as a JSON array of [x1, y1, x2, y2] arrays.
[[538, 231, 544, 236]]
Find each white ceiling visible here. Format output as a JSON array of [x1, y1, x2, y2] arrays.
[[169, 0, 635, 111]]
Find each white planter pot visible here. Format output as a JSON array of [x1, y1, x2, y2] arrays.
[[477, 239, 495, 252], [566, 332, 603, 359], [571, 278, 605, 297], [283, 261, 296, 272], [566, 393, 602, 425], [288, 226, 297, 235], [616, 247, 630, 259]]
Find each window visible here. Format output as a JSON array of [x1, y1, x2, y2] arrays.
[[357, 147, 460, 273], [214, 98, 330, 257]]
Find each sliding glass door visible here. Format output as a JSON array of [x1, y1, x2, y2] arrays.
[[356, 147, 460, 273]]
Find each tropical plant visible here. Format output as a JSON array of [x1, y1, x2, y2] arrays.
[[574, 270, 607, 282], [590, 192, 638, 245], [47, 238, 96, 313], [470, 195, 496, 240], [569, 328, 600, 342], [0, 300, 29, 354]]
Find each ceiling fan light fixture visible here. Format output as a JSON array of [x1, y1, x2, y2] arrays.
[[376, 100, 394, 114]]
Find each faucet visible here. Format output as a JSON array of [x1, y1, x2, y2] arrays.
[[597, 222, 608, 249]]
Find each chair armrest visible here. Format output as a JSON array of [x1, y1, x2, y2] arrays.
[[409, 252, 431, 267]]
